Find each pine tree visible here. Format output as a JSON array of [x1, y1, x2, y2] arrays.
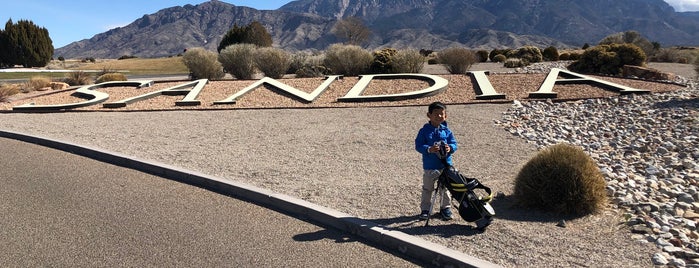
[[0, 19, 53, 68]]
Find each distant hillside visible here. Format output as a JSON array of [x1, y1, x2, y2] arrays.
[[55, 0, 699, 59]]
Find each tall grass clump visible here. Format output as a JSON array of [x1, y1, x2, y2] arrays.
[[0, 83, 21, 102], [323, 44, 372, 76], [95, 73, 128, 84], [183, 47, 225, 80], [24, 76, 52, 92], [514, 143, 607, 216], [254, 47, 291, 79], [437, 47, 477, 74], [64, 71, 92, 86], [392, 49, 425, 73], [219, 43, 257, 80]]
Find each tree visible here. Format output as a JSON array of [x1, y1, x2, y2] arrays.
[[0, 19, 53, 68], [217, 21, 272, 52], [332, 17, 371, 46]]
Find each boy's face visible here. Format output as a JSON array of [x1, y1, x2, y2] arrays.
[[427, 108, 447, 126]]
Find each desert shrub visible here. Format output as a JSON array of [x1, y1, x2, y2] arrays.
[[506, 46, 543, 66], [323, 44, 372, 76], [0, 83, 21, 102], [370, 48, 398, 74], [427, 58, 439, 65], [419, 49, 434, 57], [64, 71, 92, 86], [599, 30, 655, 59], [559, 53, 570, 61], [542, 46, 559, 61], [218, 43, 257, 80], [295, 65, 331, 78], [24, 76, 52, 92], [503, 58, 526, 68], [95, 73, 127, 84], [489, 48, 511, 62], [290, 52, 328, 78], [182, 47, 225, 80], [476, 50, 489, 62], [392, 49, 425, 73], [118, 55, 137, 60], [650, 48, 697, 63], [492, 54, 507, 63], [695, 57, 699, 78], [568, 43, 646, 75], [582, 43, 590, 49], [514, 143, 607, 216], [568, 52, 581, 60], [254, 47, 291, 79], [437, 47, 477, 74]]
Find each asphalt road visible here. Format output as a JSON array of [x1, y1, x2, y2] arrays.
[[0, 137, 420, 267]]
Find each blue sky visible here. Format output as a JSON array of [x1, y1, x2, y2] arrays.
[[1, 0, 698, 48]]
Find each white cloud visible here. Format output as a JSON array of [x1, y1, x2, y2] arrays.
[[665, 0, 699, 12]]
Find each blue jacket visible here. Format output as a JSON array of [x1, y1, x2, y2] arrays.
[[415, 121, 458, 170]]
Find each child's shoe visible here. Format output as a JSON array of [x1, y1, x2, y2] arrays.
[[418, 210, 430, 220], [440, 207, 453, 220]]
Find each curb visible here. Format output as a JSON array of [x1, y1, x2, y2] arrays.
[[0, 129, 500, 268]]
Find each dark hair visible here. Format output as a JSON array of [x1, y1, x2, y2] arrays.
[[428, 101, 446, 113]]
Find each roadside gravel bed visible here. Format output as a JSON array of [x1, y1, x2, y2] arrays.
[[0, 62, 693, 267]]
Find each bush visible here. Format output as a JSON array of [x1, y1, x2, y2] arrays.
[[476, 50, 489, 62], [118, 55, 137, 60], [492, 54, 507, 63], [514, 143, 607, 216], [392, 49, 425, 73], [95, 73, 127, 84], [542, 46, 559, 61], [254, 47, 291, 79], [0, 83, 20, 102], [295, 65, 331, 78], [24, 76, 52, 92], [489, 48, 511, 62], [370, 48, 398, 74], [64, 71, 92, 86], [218, 43, 257, 80], [289, 51, 328, 78], [559, 53, 570, 61], [568, 43, 646, 75], [505, 46, 543, 66], [503, 58, 526, 68], [182, 47, 225, 80], [323, 44, 372, 76], [695, 57, 699, 78], [650, 48, 697, 63], [437, 47, 477, 74]]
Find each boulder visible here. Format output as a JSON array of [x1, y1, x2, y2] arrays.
[[49, 82, 70, 90]]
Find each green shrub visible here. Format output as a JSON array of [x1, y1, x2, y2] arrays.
[[370, 48, 398, 74], [182, 47, 225, 80], [505, 46, 542, 66], [95, 73, 127, 84], [568, 52, 581, 60], [295, 65, 331, 78], [64, 71, 92, 86], [392, 49, 425, 73], [559, 53, 570, 61], [323, 44, 372, 76], [542, 46, 559, 61], [650, 48, 698, 63], [118, 55, 137, 60], [476, 50, 489, 62], [437, 47, 477, 74], [514, 143, 607, 216], [0, 83, 20, 102], [218, 43, 257, 80], [254, 47, 291, 79], [489, 48, 511, 62], [289, 51, 328, 78], [492, 54, 507, 63], [568, 43, 646, 75], [503, 58, 526, 68], [427, 58, 439, 65]]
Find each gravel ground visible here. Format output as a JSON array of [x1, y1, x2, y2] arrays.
[[0, 62, 695, 267]]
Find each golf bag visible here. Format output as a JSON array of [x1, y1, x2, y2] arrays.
[[439, 165, 495, 230]]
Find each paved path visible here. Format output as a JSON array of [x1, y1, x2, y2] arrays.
[[0, 137, 420, 267]]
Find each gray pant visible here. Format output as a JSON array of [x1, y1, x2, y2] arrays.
[[420, 169, 452, 212]]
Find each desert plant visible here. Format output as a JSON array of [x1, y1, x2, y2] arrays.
[[95, 73, 127, 84], [182, 47, 225, 80], [218, 43, 257, 80], [289, 51, 328, 78], [392, 49, 425, 73], [437, 47, 477, 74], [370, 48, 398, 74], [492, 54, 507, 63], [568, 43, 646, 75], [64, 71, 92, 86], [695, 57, 699, 78], [218, 21, 272, 52], [542, 46, 559, 61], [0, 83, 20, 102], [506, 46, 543, 66], [503, 58, 526, 68], [476, 50, 489, 62], [24, 76, 51, 92], [599, 30, 655, 59], [514, 143, 607, 216], [295, 65, 331, 78], [323, 43, 372, 76], [254, 47, 291, 79], [559, 53, 570, 61], [489, 48, 511, 62]]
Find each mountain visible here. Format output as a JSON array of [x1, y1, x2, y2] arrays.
[[55, 0, 699, 59]]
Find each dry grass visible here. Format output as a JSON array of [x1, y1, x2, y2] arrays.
[[0, 83, 21, 102], [68, 57, 188, 75]]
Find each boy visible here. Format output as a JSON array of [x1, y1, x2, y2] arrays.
[[414, 101, 458, 220]]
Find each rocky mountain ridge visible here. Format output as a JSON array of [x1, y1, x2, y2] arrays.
[[55, 0, 699, 59]]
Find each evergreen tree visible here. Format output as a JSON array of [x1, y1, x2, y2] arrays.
[[217, 21, 272, 52], [0, 19, 53, 68]]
